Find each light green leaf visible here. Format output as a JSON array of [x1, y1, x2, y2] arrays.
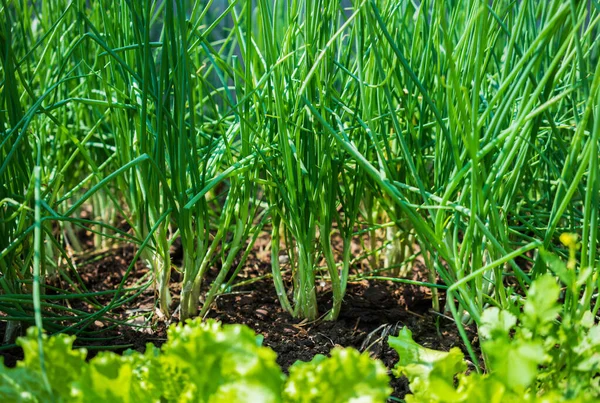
[[540, 250, 574, 289], [576, 267, 593, 288], [17, 328, 86, 398], [284, 347, 391, 403], [454, 373, 507, 403], [480, 307, 517, 340], [389, 327, 466, 402], [0, 363, 56, 403], [483, 338, 544, 392], [71, 350, 159, 403], [522, 275, 560, 335], [160, 318, 284, 403]]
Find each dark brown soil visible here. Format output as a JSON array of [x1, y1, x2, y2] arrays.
[[0, 232, 478, 401]]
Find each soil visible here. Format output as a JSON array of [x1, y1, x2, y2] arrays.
[[0, 232, 478, 401]]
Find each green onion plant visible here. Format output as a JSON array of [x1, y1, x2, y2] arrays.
[[1, 0, 598, 349]]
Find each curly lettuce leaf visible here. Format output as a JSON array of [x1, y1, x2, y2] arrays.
[[284, 347, 391, 403], [71, 349, 161, 403], [160, 318, 284, 403], [16, 327, 86, 399], [0, 363, 55, 403]]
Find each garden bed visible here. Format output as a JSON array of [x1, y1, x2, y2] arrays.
[[0, 235, 475, 400]]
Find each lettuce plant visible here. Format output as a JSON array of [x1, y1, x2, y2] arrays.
[[159, 319, 284, 403], [284, 347, 392, 403], [2, 327, 165, 402]]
